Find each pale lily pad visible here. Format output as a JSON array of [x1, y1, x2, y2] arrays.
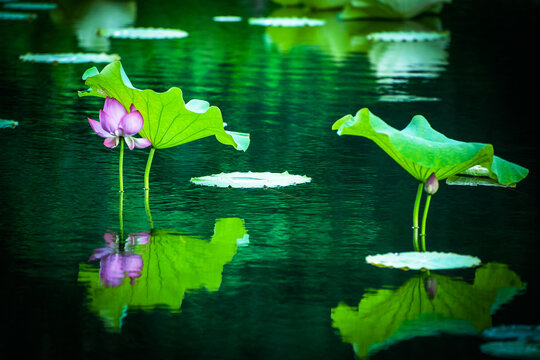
[[481, 340, 540, 359], [99, 27, 188, 39], [446, 165, 517, 188], [366, 251, 481, 270], [19, 52, 120, 64], [0, 119, 18, 128], [483, 325, 540, 341], [213, 16, 243, 22], [3, 2, 57, 10], [367, 31, 450, 42], [332, 108, 529, 185], [190, 171, 312, 188], [0, 11, 37, 20], [248, 17, 325, 27]]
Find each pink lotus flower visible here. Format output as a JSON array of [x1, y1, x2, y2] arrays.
[[88, 97, 152, 150]]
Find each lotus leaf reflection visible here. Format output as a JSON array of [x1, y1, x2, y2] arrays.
[[79, 218, 247, 332], [332, 263, 524, 358]]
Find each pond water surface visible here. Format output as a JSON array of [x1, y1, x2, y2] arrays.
[[1, 0, 539, 359]]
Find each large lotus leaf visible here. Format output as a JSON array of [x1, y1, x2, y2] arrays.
[[331, 262, 524, 358], [78, 218, 247, 332], [342, 0, 450, 20], [78, 61, 249, 150], [332, 108, 528, 185]]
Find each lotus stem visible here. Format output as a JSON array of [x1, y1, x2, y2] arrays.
[[412, 182, 423, 251], [119, 140, 124, 193], [119, 190, 124, 242], [421, 195, 432, 251], [144, 147, 155, 191], [144, 147, 156, 229]]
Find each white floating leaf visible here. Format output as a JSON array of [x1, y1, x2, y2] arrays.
[[213, 16, 243, 22], [366, 251, 481, 270], [19, 52, 120, 64], [481, 340, 540, 359], [185, 99, 210, 114], [99, 27, 189, 39], [0, 11, 37, 20], [446, 175, 516, 188], [367, 31, 450, 43], [248, 17, 325, 27], [3, 2, 57, 10], [190, 171, 312, 188], [483, 325, 540, 341], [0, 119, 19, 128]]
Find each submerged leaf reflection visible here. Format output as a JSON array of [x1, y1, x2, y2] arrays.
[[331, 263, 525, 359], [78, 218, 248, 332]]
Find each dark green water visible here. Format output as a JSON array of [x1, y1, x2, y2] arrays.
[[1, 1, 539, 359]]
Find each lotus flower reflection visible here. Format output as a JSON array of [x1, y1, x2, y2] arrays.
[[88, 97, 151, 150], [89, 231, 151, 287]]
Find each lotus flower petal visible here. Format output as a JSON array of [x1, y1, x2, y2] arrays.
[[99, 109, 120, 134], [103, 97, 127, 125], [88, 118, 112, 138], [132, 137, 152, 149], [104, 137, 119, 148], [123, 136, 135, 150], [119, 110, 144, 136]]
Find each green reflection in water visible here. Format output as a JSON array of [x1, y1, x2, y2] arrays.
[[332, 263, 525, 358], [78, 217, 248, 332]]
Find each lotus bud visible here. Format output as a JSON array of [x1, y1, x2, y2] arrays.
[[424, 173, 439, 195], [424, 276, 438, 300]]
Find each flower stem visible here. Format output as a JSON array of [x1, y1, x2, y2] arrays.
[[119, 190, 124, 241], [144, 147, 156, 229], [119, 140, 124, 193], [421, 194, 432, 252], [412, 182, 423, 251]]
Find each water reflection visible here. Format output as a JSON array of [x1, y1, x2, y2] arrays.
[[261, 8, 449, 101], [50, 1, 137, 51], [331, 263, 525, 359], [78, 218, 248, 332]]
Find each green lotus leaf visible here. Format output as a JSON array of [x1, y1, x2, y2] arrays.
[[341, 0, 450, 20], [332, 108, 528, 185], [78, 61, 249, 150]]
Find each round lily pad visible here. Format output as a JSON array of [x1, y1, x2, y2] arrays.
[[99, 27, 189, 39], [483, 325, 540, 341], [248, 17, 325, 27], [366, 251, 481, 270], [367, 31, 450, 43], [190, 171, 311, 188], [213, 16, 242, 22], [0, 11, 37, 20], [0, 119, 18, 128], [19, 52, 120, 64], [3, 2, 57, 10], [480, 340, 540, 359]]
